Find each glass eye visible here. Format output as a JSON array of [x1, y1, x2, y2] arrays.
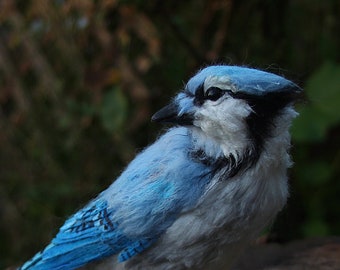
[[205, 87, 224, 101]]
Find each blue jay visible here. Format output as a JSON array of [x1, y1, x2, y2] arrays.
[[20, 65, 301, 270]]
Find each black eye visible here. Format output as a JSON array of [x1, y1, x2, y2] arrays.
[[205, 87, 224, 101]]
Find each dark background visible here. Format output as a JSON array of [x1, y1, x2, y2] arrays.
[[1, 0, 339, 268]]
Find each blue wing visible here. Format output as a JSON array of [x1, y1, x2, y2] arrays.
[[21, 127, 213, 270], [20, 199, 157, 270]]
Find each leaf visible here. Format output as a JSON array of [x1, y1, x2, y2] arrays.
[[296, 161, 332, 187], [292, 62, 340, 143], [302, 219, 329, 237], [291, 105, 332, 142], [98, 87, 128, 133], [307, 62, 340, 117]]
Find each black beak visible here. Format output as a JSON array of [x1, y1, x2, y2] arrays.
[[151, 102, 193, 125]]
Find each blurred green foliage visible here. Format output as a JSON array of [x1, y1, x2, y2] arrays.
[[292, 62, 340, 142], [0, 0, 339, 268], [287, 61, 340, 239]]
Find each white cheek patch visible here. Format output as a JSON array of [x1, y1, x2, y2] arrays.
[[204, 75, 235, 92], [193, 98, 253, 156]]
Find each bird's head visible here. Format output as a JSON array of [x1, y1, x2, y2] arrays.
[[152, 65, 302, 161]]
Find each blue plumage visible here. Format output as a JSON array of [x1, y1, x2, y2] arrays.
[[186, 65, 298, 95], [20, 65, 301, 270], [21, 128, 213, 269], [21, 200, 128, 269]]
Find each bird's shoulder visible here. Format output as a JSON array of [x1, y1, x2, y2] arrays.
[[103, 127, 214, 235]]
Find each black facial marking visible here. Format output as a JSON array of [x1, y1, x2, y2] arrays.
[[194, 84, 226, 106], [193, 84, 205, 106], [229, 87, 301, 152], [190, 148, 259, 179], [205, 87, 225, 101]]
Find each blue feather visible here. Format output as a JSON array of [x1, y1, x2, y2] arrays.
[[21, 200, 127, 269], [21, 128, 213, 269], [186, 65, 300, 96], [118, 238, 156, 262], [103, 128, 212, 237]]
